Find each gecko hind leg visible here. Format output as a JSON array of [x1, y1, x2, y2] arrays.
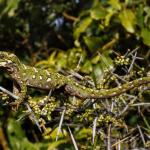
[[9, 81, 27, 111]]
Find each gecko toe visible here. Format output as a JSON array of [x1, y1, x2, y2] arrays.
[[9, 101, 21, 110]]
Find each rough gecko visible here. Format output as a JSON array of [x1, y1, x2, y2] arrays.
[[0, 51, 150, 109]]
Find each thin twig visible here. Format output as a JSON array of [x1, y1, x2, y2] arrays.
[[46, 89, 52, 101], [127, 47, 139, 57], [128, 51, 137, 73], [68, 126, 79, 150], [92, 117, 98, 144], [112, 135, 132, 147], [62, 12, 77, 21], [118, 105, 129, 116], [131, 103, 150, 106], [137, 125, 145, 145], [76, 55, 83, 71], [107, 124, 112, 150], [24, 102, 42, 133], [129, 134, 139, 143], [110, 101, 114, 112], [0, 86, 19, 100], [118, 96, 137, 116], [117, 139, 121, 150], [56, 108, 66, 141], [124, 49, 131, 57]]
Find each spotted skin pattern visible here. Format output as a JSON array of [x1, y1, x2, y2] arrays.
[[0, 51, 150, 109]]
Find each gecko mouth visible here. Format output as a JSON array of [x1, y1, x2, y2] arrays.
[[0, 61, 7, 67]]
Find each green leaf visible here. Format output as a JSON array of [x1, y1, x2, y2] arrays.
[[144, 6, 150, 28], [73, 17, 92, 40], [136, 6, 144, 28], [108, 0, 121, 10], [119, 9, 136, 33], [84, 36, 102, 52], [141, 28, 150, 46], [93, 63, 103, 82], [104, 10, 115, 26], [0, 0, 20, 17], [81, 60, 92, 74], [7, 119, 46, 150], [90, 5, 107, 20]]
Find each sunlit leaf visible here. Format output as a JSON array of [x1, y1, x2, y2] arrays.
[[91, 55, 100, 64], [7, 119, 46, 150], [144, 6, 150, 28], [47, 140, 67, 150], [108, 0, 121, 10], [73, 17, 92, 40], [35, 50, 67, 70], [75, 128, 91, 139], [104, 10, 115, 26], [119, 9, 136, 33], [0, 0, 20, 17], [141, 28, 150, 46], [81, 60, 92, 74], [90, 5, 108, 20], [93, 63, 103, 82]]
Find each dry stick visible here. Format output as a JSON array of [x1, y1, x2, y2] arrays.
[[68, 126, 79, 150], [56, 108, 66, 141], [119, 94, 139, 115], [24, 102, 42, 133], [117, 139, 121, 150], [76, 55, 83, 71], [62, 12, 77, 22], [124, 49, 131, 57], [128, 51, 137, 73], [110, 100, 114, 112], [69, 70, 95, 87], [127, 47, 139, 57], [107, 124, 112, 150], [113, 128, 137, 147], [131, 103, 150, 106], [112, 135, 132, 147], [92, 101, 97, 144], [129, 134, 139, 144], [47, 89, 52, 100], [0, 86, 19, 100], [92, 117, 98, 144], [137, 125, 145, 146], [118, 96, 137, 116]]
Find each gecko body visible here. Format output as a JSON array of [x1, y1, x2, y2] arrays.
[[0, 51, 150, 109]]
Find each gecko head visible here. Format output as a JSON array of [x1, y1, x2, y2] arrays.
[[0, 51, 21, 71]]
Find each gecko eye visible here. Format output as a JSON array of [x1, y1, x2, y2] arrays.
[[0, 52, 10, 59], [0, 54, 5, 59]]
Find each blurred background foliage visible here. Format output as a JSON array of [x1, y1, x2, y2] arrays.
[[0, 0, 150, 149]]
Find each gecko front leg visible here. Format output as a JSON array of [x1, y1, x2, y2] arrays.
[[10, 81, 27, 110]]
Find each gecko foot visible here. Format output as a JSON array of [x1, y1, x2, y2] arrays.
[[9, 101, 21, 111]]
